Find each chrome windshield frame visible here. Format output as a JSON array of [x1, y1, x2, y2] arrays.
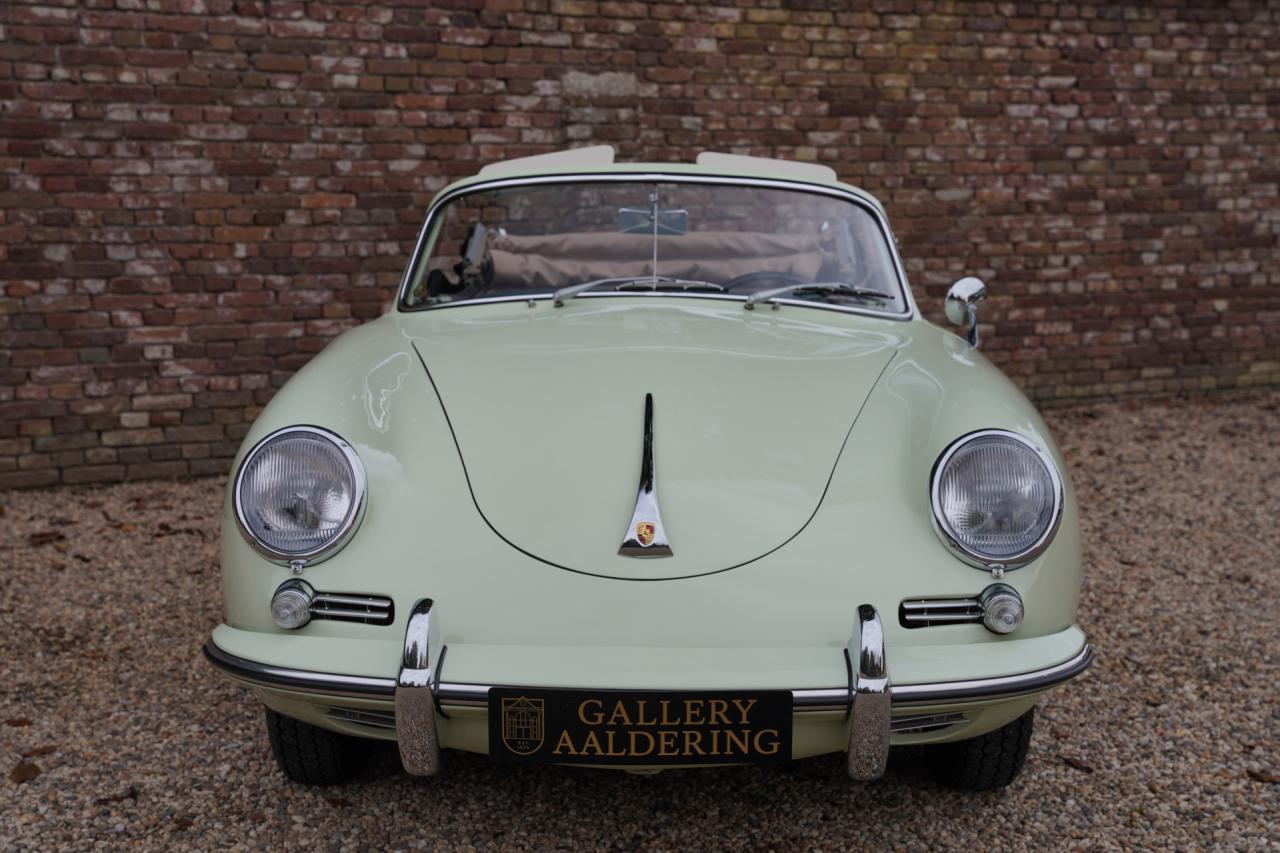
[[394, 172, 919, 322]]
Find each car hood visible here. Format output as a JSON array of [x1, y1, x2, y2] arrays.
[[403, 299, 904, 579]]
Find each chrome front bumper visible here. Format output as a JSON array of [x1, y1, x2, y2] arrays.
[[204, 601, 1093, 780]]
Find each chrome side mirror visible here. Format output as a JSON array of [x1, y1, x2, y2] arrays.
[[945, 277, 987, 348]]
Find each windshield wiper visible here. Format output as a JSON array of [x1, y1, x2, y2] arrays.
[[743, 282, 893, 310], [614, 278, 726, 293], [553, 275, 724, 306]]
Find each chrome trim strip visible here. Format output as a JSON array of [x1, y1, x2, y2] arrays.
[[902, 598, 981, 611], [928, 429, 1066, 572], [394, 172, 918, 322], [203, 641, 1093, 709], [312, 605, 391, 622], [618, 393, 673, 558], [791, 687, 849, 708], [232, 425, 368, 569], [436, 682, 489, 705], [313, 592, 392, 608], [891, 644, 1094, 705], [203, 641, 396, 697], [902, 613, 981, 623]]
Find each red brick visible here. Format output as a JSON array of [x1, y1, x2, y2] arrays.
[[0, 469, 60, 489], [62, 464, 127, 484], [301, 193, 357, 209], [125, 460, 189, 480], [0, 2, 1276, 488]]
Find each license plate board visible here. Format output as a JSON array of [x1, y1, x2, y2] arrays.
[[487, 687, 792, 766]]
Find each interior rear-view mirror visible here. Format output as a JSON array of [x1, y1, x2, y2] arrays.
[[618, 208, 689, 236]]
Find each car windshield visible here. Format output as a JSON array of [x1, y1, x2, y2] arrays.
[[401, 180, 908, 315]]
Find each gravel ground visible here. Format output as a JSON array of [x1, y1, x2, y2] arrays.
[[2, 391, 1278, 851]]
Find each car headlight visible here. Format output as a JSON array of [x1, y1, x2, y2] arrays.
[[234, 426, 366, 565], [930, 429, 1063, 569]]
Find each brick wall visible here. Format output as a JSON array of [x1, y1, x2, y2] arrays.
[[2, 1, 1278, 489]]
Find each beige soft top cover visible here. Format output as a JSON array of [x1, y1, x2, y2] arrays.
[[488, 232, 830, 289]]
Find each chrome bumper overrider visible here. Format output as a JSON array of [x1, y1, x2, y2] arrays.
[[203, 605, 1093, 780], [846, 604, 890, 780], [394, 598, 441, 776]]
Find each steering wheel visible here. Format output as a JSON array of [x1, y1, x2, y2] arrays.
[[722, 270, 810, 291]]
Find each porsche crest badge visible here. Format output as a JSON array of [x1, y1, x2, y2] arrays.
[[635, 522, 656, 546]]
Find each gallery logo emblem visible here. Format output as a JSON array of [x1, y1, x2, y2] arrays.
[[635, 521, 656, 546], [500, 696, 544, 755]]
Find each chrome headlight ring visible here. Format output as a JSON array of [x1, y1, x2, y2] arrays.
[[929, 429, 1064, 571], [233, 425, 367, 568]]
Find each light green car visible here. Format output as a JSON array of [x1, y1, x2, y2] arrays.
[[205, 147, 1091, 790]]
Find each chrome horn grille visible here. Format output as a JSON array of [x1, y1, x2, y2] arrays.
[[326, 707, 396, 729], [899, 596, 983, 629], [891, 712, 967, 734], [311, 592, 394, 626]]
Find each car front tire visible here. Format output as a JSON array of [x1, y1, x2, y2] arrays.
[[926, 707, 1035, 791], [264, 708, 365, 785]]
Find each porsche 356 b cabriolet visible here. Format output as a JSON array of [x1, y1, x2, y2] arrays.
[[204, 147, 1091, 790]]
